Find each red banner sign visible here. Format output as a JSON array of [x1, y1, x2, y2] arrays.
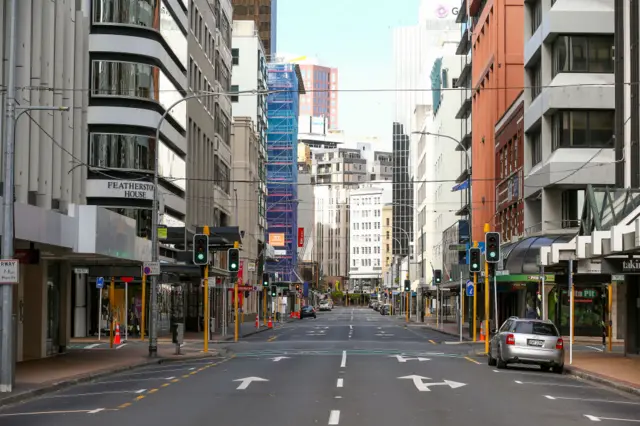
[[298, 227, 304, 247], [228, 285, 253, 292], [238, 260, 244, 286]]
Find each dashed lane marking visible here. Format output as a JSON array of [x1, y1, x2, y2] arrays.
[[329, 410, 341, 425], [337, 378, 344, 388], [0, 409, 116, 417], [88, 408, 105, 414]]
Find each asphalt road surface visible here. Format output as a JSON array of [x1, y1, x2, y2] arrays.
[[1, 306, 639, 426]]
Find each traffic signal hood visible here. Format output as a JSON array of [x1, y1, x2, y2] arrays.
[[227, 248, 240, 272], [270, 285, 277, 297], [434, 269, 442, 284], [485, 232, 501, 263], [262, 273, 269, 287], [469, 248, 481, 273], [404, 280, 411, 292], [193, 234, 209, 265]]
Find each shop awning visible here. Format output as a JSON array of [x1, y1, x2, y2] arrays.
[[501, 234, 575, 276]]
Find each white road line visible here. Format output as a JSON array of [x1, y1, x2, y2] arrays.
[[87, 408, 105, 414], [84, 344, 100, 349], [546, 395, 640, 405], [586, 345, 604, 352], [42, 390, 143, 399], [335, 396, 342, 399], [341, 351, 347, 368], [514, 380, 587, 388], [585, 415, 640, 423], [349, 325, 353, 330], [329, 410, 341, 425], [95, 376, 175, 384], [116, 344, 127, 349], [0, 410, 95, 417], [135, 389, 147, 394], [493, 370, 500, 373], [337, 378, 344, 388]]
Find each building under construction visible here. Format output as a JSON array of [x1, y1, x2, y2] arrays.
[[266, 63, 305, 282]]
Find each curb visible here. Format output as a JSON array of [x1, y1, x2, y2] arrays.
[[208, 319, 294, 343], [565, 366, 640, 396], [0, 351, 225, 409]]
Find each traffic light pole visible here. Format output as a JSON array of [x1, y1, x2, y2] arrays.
[[203, 226, 210, 353], [263, 289, 267, 326], [484, 223, 491, 355]]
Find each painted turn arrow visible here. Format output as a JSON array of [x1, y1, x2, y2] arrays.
[[389, 355, 430, 363], [398, 375, 466, 392], [270, 356, 290, 362], [234, 377, 269, 390]]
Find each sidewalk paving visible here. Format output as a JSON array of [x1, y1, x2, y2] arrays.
[[1, 316, 292, 408]]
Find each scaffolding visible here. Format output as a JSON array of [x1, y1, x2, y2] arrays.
[[266, 63, 299, 282]]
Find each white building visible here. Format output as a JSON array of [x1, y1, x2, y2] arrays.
[[414, 45, 463, 287], [348, 182, 392, 291], [523, 0, 615, 234]]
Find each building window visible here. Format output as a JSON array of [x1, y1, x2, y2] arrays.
[[553, 36, 614, 76], [530, 0, 542, 34], [107, 208, 152, 238], [89, 133, 153, 171], [529, 63, 542, 100], [232, 48, 239, 65], [230, 85, 239, 102], [530, 131, 542, 166], [213, 155, 230, 194], [551, 110, 615, 150]]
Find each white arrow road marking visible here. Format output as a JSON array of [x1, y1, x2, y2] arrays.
[[329, 410, 341, 425], [398, 375, 467, 392], [545, 395, 640, 405], [271, 356, 290, 362], [337, 378, 343, 388], [234, 377, 269, 390], [585, 415, 640, 423], [341, 350, 347, 368], [515, 380, 587, 388], [87, 409, 105, 414], [389, 355, 430, 363]]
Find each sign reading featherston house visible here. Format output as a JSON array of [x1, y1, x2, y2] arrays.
[[86, 179, 155, 200]]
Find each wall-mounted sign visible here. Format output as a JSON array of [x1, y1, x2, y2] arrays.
[[603, 258, 640, 275], [86, 179, 155, 200], [269, 233, 285, 247]]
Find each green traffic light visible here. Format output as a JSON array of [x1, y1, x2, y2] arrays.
[[231, 263, 237, 268], [472, 263, 478, 268], [197, 253, 205, 260], [489, 251, 496, 258]]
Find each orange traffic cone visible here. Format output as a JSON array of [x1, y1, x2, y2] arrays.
[[268, 316, 273, 328], [114, 323, 121, 345], [255, 315, 259, 329], [479, 322, 485, 342]]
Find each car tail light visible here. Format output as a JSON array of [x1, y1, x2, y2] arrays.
[[506, 334, 515, 345], [556, 338, 564, 349]]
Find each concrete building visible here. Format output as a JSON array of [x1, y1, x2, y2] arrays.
[[414, 47, 464, 288], [392, 122, 413, 257], [298, 63, 339, 129], [231, 0, 277, 57], [297, 167, 315, 263], [312, 147, 368, 186], [522, 0, 615, 235], [382, 204, 394, 282], [231, 117, 264, 301], [348, 183, 392, 292]]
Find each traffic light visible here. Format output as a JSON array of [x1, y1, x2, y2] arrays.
[[295, 284, 300, 291], [469, 247, 481, 273], [227, 248, 240, 272], [404, 279, 410, 292], [262, 273, 269, 287], [485, 232, 501, 263], [193, 234, 209, 265], [270, 285, 277, 297], [434, 269, 442, 284]]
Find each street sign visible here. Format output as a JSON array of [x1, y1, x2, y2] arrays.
[[96, 277, 105, 289], [142, 261, 160, 276], [448, 244, 467, 251], [0, 259, 19, 284], [466, 281, 474, 297], [74, 268, 89, 274]]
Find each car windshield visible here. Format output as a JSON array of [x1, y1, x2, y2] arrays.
[[514, 321, 559, 336]]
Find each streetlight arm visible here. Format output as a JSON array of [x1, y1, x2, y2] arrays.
[[411, 131, 471, 170]]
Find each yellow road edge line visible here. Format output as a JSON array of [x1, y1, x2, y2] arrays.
[[134, 395, 145, 401], [429, 339, 437, 344], [161, 383, 170, 387], [171, 379, 180, 383], [119, 403, 132, 409], [464, 356, 481, 365], [148, 389, 158, 394]]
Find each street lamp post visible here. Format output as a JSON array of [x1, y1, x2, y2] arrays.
[[0, 103, 70, 392], [411, 131, 472, 244], [149, 90, 255, 356]]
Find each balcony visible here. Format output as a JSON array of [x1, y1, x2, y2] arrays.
[[455, 95, 472, 119], [456, 28, 471, 55], [457, 60, 471, 85], [456, 0, 469, 23]]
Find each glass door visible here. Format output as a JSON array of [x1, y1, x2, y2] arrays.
[[47, 262, 61, 355]]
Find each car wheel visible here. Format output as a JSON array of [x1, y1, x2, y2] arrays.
[[552, 365, 564, 374], [487, 346, 497, 366], [496, 346, 507, 369]]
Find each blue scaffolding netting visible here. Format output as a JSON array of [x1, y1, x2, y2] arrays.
[[266, 63, 299, 282]]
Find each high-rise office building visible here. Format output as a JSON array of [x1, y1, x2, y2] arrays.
[[298, 63, 339, 129], [231, 0, 277, 57]]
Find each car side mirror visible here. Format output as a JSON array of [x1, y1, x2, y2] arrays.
[[490, 329, 497, 335]]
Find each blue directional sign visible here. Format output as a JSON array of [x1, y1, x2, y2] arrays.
[[465, 280, 474, 297], [96, 277, 104, 289]]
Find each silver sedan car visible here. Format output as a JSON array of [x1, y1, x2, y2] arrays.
[[488, 317, 564, 373]]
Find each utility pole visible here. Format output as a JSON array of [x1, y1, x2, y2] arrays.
[[0, 0, 18, 393]]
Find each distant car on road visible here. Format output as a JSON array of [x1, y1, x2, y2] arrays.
[[319, 301, 332, 311], [300, 305, 317, 319], [488, 317, 564, 373]]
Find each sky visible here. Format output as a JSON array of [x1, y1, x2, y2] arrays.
[[276, 0, 421, 145]]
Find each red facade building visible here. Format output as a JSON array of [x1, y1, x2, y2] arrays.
[[494, 91, 524, 241]]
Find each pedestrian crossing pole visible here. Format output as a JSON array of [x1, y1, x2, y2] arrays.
[[234, 241, 240, 342], [484, 223, 491, 356], [473, 241, 478, 342], [110, 277, 115, 349], [203, 226, 210, 353]]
